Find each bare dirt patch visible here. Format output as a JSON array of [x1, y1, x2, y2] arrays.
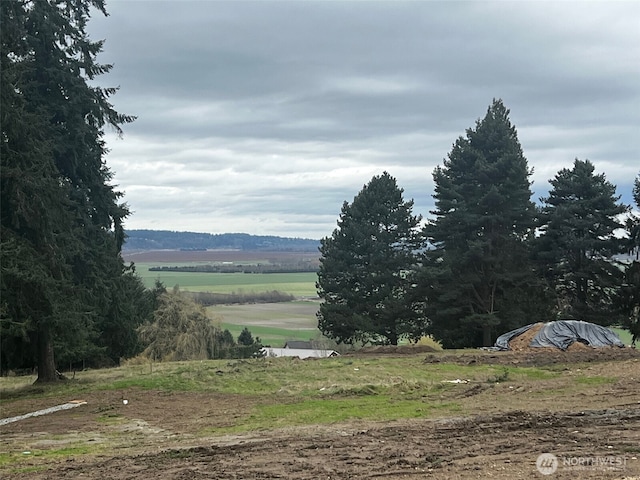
[[423, 346, 640, 367], [354, 344, 441, 355], [2, 352, 640, 479]]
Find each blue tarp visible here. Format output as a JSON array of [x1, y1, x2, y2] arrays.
[[495, 321, 624, 351]]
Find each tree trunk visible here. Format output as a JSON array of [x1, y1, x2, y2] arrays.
[[388, 329, 398, 346], [35, 326, 59, 383], [482, 324, 492, 347]]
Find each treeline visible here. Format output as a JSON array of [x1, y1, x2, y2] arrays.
[[0, 2, 263, 382], [123, 231, 320, 252], [1, 1, 142, 382], [318, 100, 640, 349], [188, 290, 295, 306], [149, 263, 318, 274]]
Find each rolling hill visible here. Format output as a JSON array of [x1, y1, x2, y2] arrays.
[[123, 230, 320, 252]]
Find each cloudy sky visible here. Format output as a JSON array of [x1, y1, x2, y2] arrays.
[[89, 1, 640, 240]]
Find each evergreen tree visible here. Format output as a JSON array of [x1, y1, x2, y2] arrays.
[[626, 173, 640, 259], [536, 159, 628, 324], [237, 327, 255, 346], [236, 327, 263, 358], [618, 173, 640, 345], [95, 265, 159, 365], [1, 0, 135, 381], [422, 99, 548, 348], [317, 172, 424, 345]]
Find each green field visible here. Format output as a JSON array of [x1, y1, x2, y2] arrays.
[[132, 262, 321, 347], [135, 262, 318, 297], [209, 301, 322, 347]]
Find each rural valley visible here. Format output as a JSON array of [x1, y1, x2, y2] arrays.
[[2, 248, 640, 479]]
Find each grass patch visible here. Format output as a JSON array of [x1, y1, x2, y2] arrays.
[[508, 366, 559, 380], [573, 375, 617, 385], [0, 445, 97, 469], [246, 396, 461, 430], [2, 465, 49, 475], [96, 411, 124, 424], [1, 358, 562, 402], [203, 390, 462, 435], [610, 327, 633, 346]]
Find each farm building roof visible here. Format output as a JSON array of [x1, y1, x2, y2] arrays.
[[261, 347, 339, 359], [283, 341, 314, 349]]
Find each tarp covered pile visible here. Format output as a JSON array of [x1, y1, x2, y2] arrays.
[[495, 320, 625, 351]]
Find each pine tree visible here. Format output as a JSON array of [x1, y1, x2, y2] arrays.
[[537, 159, 628, 324], [422, 99, 548, 348], [626, 173, 640, 259], [617, 173, 640, 345], [1, 1, 135, 381], [317, 172, 424, 345], [236, 327, 263, 358]]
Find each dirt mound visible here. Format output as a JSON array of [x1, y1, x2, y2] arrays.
[[354, 344, 440, 355], [424, 346, 640, 367], [497, 320, 625, 351], [508, 323, 543, 351]]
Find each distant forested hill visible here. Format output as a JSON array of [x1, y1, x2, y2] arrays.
[[123, 230, 320, 252]]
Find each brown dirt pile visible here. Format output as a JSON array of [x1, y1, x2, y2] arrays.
[[507, 323, 543, 351], [355, 344, 440, 355], [424, 346, 640, 366]]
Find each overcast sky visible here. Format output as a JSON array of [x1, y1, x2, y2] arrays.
[[89, 1, 640, 240]]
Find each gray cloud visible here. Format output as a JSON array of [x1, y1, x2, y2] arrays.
[[91, 1, 640, 238]]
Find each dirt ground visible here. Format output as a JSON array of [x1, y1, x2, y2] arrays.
[[2, 349, 640, 479]]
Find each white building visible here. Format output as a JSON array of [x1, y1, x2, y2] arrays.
[[261, 347, 339, 359]]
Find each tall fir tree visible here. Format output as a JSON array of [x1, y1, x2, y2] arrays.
[[536, 159, 628, 324], [617, 173, 640, 344], [1, 0, 139, 380], [317, 172, 425, 345], [422, 99, 549, 348], [626, 173, 640, 259]]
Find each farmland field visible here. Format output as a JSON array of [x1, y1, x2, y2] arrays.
[[125, 250, 638, 349], [210, 301, 322, 347], [123, 250, 323, 346], [125, 250, 319, 297], [2, 348, 640, 479], [136, 267, 318, 297]]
